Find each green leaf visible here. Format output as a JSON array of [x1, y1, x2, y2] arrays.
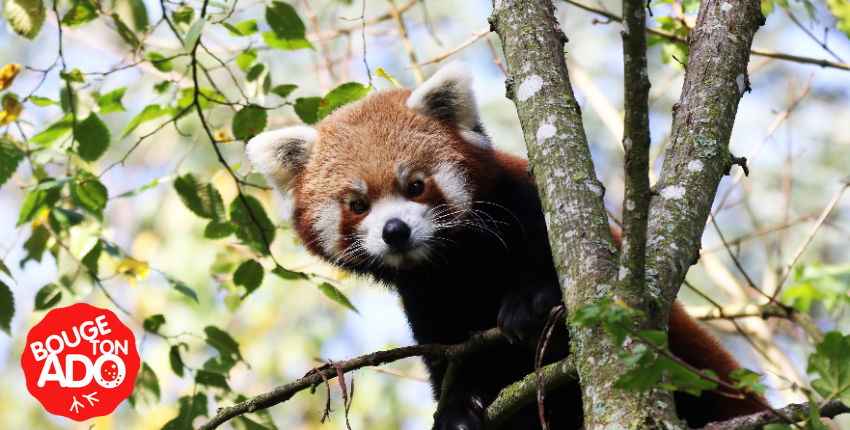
[[5, 0, 46, 40], [143, 314, 166, 333], [0, 280, 13, 335], [317, 282, 359, 314], [172, 5, 194, 28], [0, 136, 24, 187], [112, 13, 140, 48], [262, 73, 271, 95], [34, 283, 62, 310], [204, 220, 238, 238], [129, 363, 161, 418], [196, 370, 230, 391], [234, 260, 264, 298], [61, 1, 98, 27], [153, 80, 171, 95], [70, 174, 109, 219], [52, 207, 84, 226], [262, 31, 314, 50], [20, 225, 50, 268], [183, 18, 206, 52], [203, 353, 237, 374], [808, 331, 850, 406], [236, 50, 258, 72], [169, 345, 185, 377], [270, 84, 297, 99], [375, 67, 402, 87], [60, 69, 85, 83], [30, 114, 73, 145], [75, 113, 111, 162], [0, 259, 12, 279], [204, 326, 242, 361], [165, 275, 199, 303], [317, 82, 370, 121], [272, 265, 308, 281], [161, 394, 207, 430], [681, 0, 700, 14], [146, 52, 174, 73], [124, 0, 149, 31], [96, 87, 127, 114], [232, 104, 267, 141], [173, 174, 226, 221], [121, 104, 167, 139], [827, 0, 850, 39], [81, 240, 102, 275], [265, 2, 311, 47], [177, 87, 223, 110], [17, 185, 60, 226], [293, 97, 321, 124], [116, 174, 174, 198], [730, 368, 768, 396], [229, 195, 275, 252], [29, 96, 57, 106], [227, 19, 258, 36], [245, 63, 265, 82]]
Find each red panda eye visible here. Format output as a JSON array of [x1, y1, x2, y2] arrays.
[[408, 180, 425, 198], [350, 200, 369, 214]]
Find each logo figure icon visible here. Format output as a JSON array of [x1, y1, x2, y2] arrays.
[[21, 303, 140, 421]]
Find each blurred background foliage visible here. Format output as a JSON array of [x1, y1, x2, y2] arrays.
[[0, 0, 848, 428]]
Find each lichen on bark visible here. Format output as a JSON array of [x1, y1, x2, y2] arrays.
[[491, 0, 765, 428]]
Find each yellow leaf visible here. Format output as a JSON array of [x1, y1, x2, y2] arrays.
[[116, 258, 149, 287], [375, 67, 402, 88], [214, 128, 234, 144], [0, 63, 21, 91], [0, 97, 23, 126]]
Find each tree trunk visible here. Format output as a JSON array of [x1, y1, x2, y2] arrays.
[[490, 0, 764, 428]]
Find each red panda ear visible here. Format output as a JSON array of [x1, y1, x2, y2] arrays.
[[406, 61, 492, 150], [246, 125, 317, 194]]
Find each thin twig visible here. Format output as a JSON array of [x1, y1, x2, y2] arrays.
[[772, 183, 849, 299], [387, 0, 424, 84], [707, 74, 813, 223], [701, 213, 817, 254], [561, 0, 850, 72], [406, 27, 490, 69]]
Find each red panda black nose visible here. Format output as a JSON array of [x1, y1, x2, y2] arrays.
[[383, 218, 411, 247]]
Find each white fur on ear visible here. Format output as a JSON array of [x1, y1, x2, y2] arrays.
[[406, 61, 491, 149], [246, 125, 317, 197]]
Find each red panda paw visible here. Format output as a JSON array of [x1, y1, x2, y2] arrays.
[[497, 285, 563, 345]]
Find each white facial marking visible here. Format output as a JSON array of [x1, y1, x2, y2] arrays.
[[315, 202, 342, 255], [359, 197, 434, 267], [432, 164, 470, 206], [350, 178, 368, 195]]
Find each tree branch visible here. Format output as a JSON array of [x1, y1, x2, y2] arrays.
[[688, 303, 824, 343], [618, 0, 652, 325], [483, 357, 577, 430], [561, 0, 850, 72], [490, 0, 683, 428], [697, 399, 850, 430], [645, 0, 764, 308], [198, 328, 507, 430]]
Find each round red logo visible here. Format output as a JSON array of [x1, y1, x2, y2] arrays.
[[21, 303, 140, 421]]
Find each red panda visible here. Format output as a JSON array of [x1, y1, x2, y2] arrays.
[[246, 62, 767, 429]]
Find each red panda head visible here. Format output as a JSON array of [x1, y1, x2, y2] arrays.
[[247, 62, 501, 268]]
